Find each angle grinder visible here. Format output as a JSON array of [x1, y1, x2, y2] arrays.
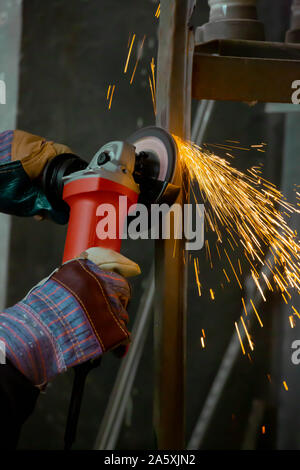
[[42, 126, 180, 262]]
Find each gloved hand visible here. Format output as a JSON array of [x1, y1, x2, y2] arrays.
[[0, 247, 140, 387], [0, 129, 73, 223]]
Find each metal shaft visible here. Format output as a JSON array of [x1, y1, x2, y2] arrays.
[[196, 0, 264, 43], [208, 0, 259, 21], [154, 0, 195, 450]]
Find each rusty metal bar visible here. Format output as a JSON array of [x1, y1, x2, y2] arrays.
[[192, 39, 300, 103], [154, 0, 195, 449]]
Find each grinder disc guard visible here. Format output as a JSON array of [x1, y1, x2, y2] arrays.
[[127, 126, 180, 208]]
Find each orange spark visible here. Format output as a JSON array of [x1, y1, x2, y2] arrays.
[[108, 84, 115, 110], [242, 297, 248, 316], [289, 315, 295, 328], [235, 322, 246, 355], [130, 35, 146, 85], [155, 3, 160, 18], [250, 299, 263, 328], [124, 33, 136, 73], [241, 316, 254, 351]]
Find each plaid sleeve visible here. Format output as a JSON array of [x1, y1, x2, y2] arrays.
[[0, 130, 13, 164], [0, 260, 130, 386]]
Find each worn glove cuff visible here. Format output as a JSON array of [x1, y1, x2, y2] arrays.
[[52, 259, 130, 353]]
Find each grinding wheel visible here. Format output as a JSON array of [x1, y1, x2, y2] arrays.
[[127, 126, 180, 207]]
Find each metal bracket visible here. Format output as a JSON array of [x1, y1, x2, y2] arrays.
[[193, 39, 300, 103]]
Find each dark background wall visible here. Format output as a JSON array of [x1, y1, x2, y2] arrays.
[[6, 0, 297, 450]]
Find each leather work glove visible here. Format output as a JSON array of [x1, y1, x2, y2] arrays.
[[0, 247, 140, 387], [0, 129, 73, 223]]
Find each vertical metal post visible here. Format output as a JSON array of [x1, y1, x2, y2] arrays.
[[0, 0, 23, 309], [154, 0, 195, 449]]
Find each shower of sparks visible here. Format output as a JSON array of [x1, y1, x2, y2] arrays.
[[174, 135, 300, 305], [155, 3, 161, 18], [124, 33, 136, 73], [149, 57, 156, 114], [130, 35, 146, 85], [110, 14, 299, 396]]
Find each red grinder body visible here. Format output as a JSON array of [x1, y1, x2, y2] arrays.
[[62, 177, 138, 262], [61, 141, 140, 263]]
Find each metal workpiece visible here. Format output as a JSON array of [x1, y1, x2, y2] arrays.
[[196, 0, 264, 43], [286, 0, 300, 43], [154, 0, 195, 450], [192, 39, 300, 103]]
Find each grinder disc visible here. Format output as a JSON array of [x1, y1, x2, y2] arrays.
[[127, 126, 179, 206]]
